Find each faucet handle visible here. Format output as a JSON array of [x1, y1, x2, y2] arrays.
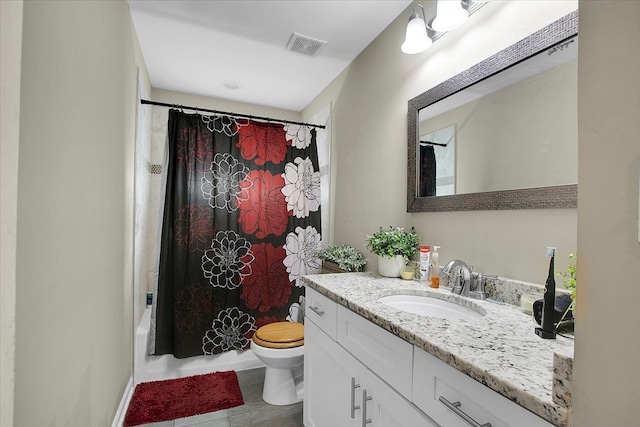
[[469, 273, 498, 300], [469, 272, 486, 300], [451, 269, 465, 294]]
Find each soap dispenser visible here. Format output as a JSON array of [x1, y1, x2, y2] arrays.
[[430, 246, 440, 288]]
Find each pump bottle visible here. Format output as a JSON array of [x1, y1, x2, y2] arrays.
[[430, 246, 441, 288]]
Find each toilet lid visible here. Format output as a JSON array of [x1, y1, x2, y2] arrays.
[[252, 322, 304, 349]]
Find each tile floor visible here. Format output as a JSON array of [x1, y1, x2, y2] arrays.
[[137, 367, 303, 427]]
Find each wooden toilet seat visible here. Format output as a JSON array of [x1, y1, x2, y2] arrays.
[[252, 322, 304, 349]]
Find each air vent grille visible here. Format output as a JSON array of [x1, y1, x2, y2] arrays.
[[286, 33, 326, 57]]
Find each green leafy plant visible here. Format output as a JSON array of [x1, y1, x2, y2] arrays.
[[365, 227, 420, 263], [316, 245, 367, 272], [558, 253, 577, 301]]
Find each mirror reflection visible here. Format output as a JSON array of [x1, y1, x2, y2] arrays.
[[417, 36, 578, 197], [419, 124, 456, 197]]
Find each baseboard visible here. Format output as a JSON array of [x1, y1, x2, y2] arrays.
[[111, 376, 134, 427]]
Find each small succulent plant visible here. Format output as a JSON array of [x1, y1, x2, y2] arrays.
[[316, 245, 367, 272]]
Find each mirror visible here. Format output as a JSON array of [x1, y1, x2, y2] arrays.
[[408, 11, 578, 212]]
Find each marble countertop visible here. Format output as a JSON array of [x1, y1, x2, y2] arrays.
[[301, 272, 574, 427]]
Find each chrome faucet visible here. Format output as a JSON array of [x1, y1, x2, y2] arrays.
[[442, 260, 472, 296]]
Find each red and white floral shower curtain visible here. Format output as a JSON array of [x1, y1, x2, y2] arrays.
[[153, 109, 322, 358]]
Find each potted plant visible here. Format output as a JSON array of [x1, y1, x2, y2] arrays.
[[317, 245, 367, 273], [557, 253, 577, 322], [365, 227, 420, 277]]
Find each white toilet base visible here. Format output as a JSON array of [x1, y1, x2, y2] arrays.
[[262, 363, 304, 405], [250, 340, 304, 406]]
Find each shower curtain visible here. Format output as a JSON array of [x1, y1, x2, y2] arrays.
[[154, 110, 322, 358], [419, 144, 437, 197]]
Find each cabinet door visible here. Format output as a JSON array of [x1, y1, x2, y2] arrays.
[[413, 348, 554, 427], [337, 306, 414, 398], [304, 318, 366, 427], [363, 370, 440, 427]]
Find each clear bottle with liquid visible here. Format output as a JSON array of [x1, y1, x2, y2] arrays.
[[430, 246, 440, 288]]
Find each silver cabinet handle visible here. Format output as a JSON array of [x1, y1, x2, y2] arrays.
[[439, 396, 492, 427], [309, 305, 324, 316], [350, 377, 361, 419], [362, 389, 372, 426]]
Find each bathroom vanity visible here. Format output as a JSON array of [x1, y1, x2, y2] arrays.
[[302, 272, 573, 427]]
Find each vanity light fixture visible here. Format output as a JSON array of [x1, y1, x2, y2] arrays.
[[401, 3, 432, 54], [431, 0, 468, 32], [401, 1, 486, 55]]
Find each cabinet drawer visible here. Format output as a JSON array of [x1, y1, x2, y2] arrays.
[[337, 305, 413, 398], [413, 348, 554, 427], [305, 287, 338, 340]]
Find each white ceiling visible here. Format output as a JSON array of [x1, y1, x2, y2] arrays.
[[128, 0, 412, 112]]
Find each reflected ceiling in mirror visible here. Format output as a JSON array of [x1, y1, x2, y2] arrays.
[[407, 11, 578, 212]]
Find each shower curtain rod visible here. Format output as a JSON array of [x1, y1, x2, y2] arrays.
[[140, 99, 326, 130], [419, 139, 447, 147]]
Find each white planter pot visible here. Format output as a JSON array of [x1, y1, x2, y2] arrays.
[[377, 255, 405, 278]]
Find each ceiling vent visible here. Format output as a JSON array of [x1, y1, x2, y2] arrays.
[[286, 33, 326, 58]]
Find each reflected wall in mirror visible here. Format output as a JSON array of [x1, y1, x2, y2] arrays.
[[408, 11, 578, 212]]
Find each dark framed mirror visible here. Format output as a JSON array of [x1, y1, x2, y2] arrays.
[[407, 11, 578, 212]]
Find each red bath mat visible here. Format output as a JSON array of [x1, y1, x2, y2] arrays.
[[123, 370, 244, 426]]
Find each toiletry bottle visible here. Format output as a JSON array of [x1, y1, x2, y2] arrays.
[[430, 246, 440, 288], [419, 245, 430, 281]]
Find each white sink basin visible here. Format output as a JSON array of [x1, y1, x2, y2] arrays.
[[379, 294, 484, 321]]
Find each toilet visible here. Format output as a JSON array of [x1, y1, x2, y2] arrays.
[[251, 321, 304, 405]]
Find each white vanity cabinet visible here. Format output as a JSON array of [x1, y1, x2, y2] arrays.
[[304, 287, 556, 427], [304, 288, 437, 427]]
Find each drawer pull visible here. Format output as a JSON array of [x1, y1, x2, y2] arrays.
[[362, 389, 372, 426], [439, 396, 492, 427], [309, 305, 324, 316], [350, 377, 361, 419]]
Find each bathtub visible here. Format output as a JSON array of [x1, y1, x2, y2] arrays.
[[134, 308, 263, 384]]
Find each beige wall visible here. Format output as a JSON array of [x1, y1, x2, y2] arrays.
[[302, 0, 579, 284], [11, 0, 142, 425], [573, 1, 640, 425], [1, 1, 24, 426]]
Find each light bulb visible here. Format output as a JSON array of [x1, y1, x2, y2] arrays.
[[401, 17, 432, 54], [431, 0, 468, 33]]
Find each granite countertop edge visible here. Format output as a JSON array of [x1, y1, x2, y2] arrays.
[[302, 272, 573, 427]]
